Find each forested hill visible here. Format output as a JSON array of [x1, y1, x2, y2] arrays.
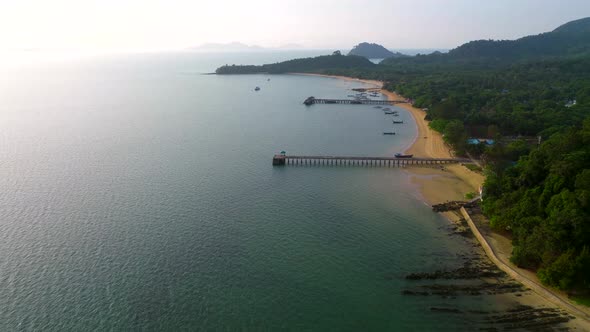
[[449, 17, 590, 58], [347, 42, 407, 59], [381, 17, 590, 66], [482, 119, 590, 292], [215, 52, 374, 74]]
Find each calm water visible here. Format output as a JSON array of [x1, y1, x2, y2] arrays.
[[0, 52, 495, 331]]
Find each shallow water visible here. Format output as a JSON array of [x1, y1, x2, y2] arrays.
[[0, 52, 497, 330]]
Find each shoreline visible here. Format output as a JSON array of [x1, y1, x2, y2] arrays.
[[291, 73, 452, 158], [292, 72, 589, 328], [292, 72, 483, 207]]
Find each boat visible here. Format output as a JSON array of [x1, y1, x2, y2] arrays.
[[255, 86, 261, 91], [383, 132, 396, 135], [394, 153, 413, 158], [373, 106, 382, 109], [384, 112, 395, 115], [393, 120, 404, 124]]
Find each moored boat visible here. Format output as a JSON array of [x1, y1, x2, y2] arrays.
[[394, 153, 413, 158]]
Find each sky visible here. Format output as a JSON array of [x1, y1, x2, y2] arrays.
[[1, 0, 589, 53]]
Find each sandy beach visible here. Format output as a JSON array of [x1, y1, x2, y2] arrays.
[[382, 81, 590, 329], [292, 72, 590, 329], [295, 73, 484, 207]]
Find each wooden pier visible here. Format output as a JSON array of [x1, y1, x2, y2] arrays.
[[303, 96, 403, 106], [272, 155, 472, 167]]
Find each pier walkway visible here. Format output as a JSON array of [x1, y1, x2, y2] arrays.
[[304, 97, 404, 106], [272, 155, 471, 167]]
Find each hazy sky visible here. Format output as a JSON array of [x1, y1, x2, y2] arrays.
[[1, 0, 589, 52]]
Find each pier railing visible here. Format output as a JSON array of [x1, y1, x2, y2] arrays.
[[272, 155, 472, 167]]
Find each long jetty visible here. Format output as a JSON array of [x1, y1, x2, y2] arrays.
[[303, 96, 404, 106], [272, 155, 471, 167]]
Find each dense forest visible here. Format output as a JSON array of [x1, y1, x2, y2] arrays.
[[215, 17, 590, 293], [482, 120, 590, 292], [215, 51, 374, 74], [326, 57, 590, 150]]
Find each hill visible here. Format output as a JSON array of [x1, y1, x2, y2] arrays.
[[381, 17, 590, 66], [215, 51, 375, 74], [347, 42, 407, 59]]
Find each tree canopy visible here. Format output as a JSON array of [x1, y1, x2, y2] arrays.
[[482, 120, 590, 292]]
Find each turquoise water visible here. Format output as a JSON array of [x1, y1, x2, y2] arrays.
[[0, 52, 495, 330]]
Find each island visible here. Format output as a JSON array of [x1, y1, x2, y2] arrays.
[[215, 51, 374, 74], [347, 42, 408, 59]]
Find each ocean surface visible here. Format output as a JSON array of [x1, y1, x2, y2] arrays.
[[0, 51, 495, 330]]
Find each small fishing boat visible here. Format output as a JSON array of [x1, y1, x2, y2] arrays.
[[383, 132, 396, 135], [394, 153, 413, 158], [393, 120, 404, 124], [384, 112, 395, 115], [255, 86, 261, 91]]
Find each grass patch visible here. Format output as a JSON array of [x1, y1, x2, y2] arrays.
[[465, 192, 476, 200], [571, 295, 590, 307], [463, 163, 483, 173]]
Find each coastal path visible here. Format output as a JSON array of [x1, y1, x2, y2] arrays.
[[460, 207, 590, 325]]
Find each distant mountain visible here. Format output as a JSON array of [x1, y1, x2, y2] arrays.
[[348, 42, 407, 59], [449, 17, 590, 59], [550, 16, 590, 35], [381, 17, 590, 66], [189, 42, 265, 52], [396, 49, 449, 56], [216, 51, 374, 74]]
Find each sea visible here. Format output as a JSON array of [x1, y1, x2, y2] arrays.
[[0, 51, 497, 331]]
